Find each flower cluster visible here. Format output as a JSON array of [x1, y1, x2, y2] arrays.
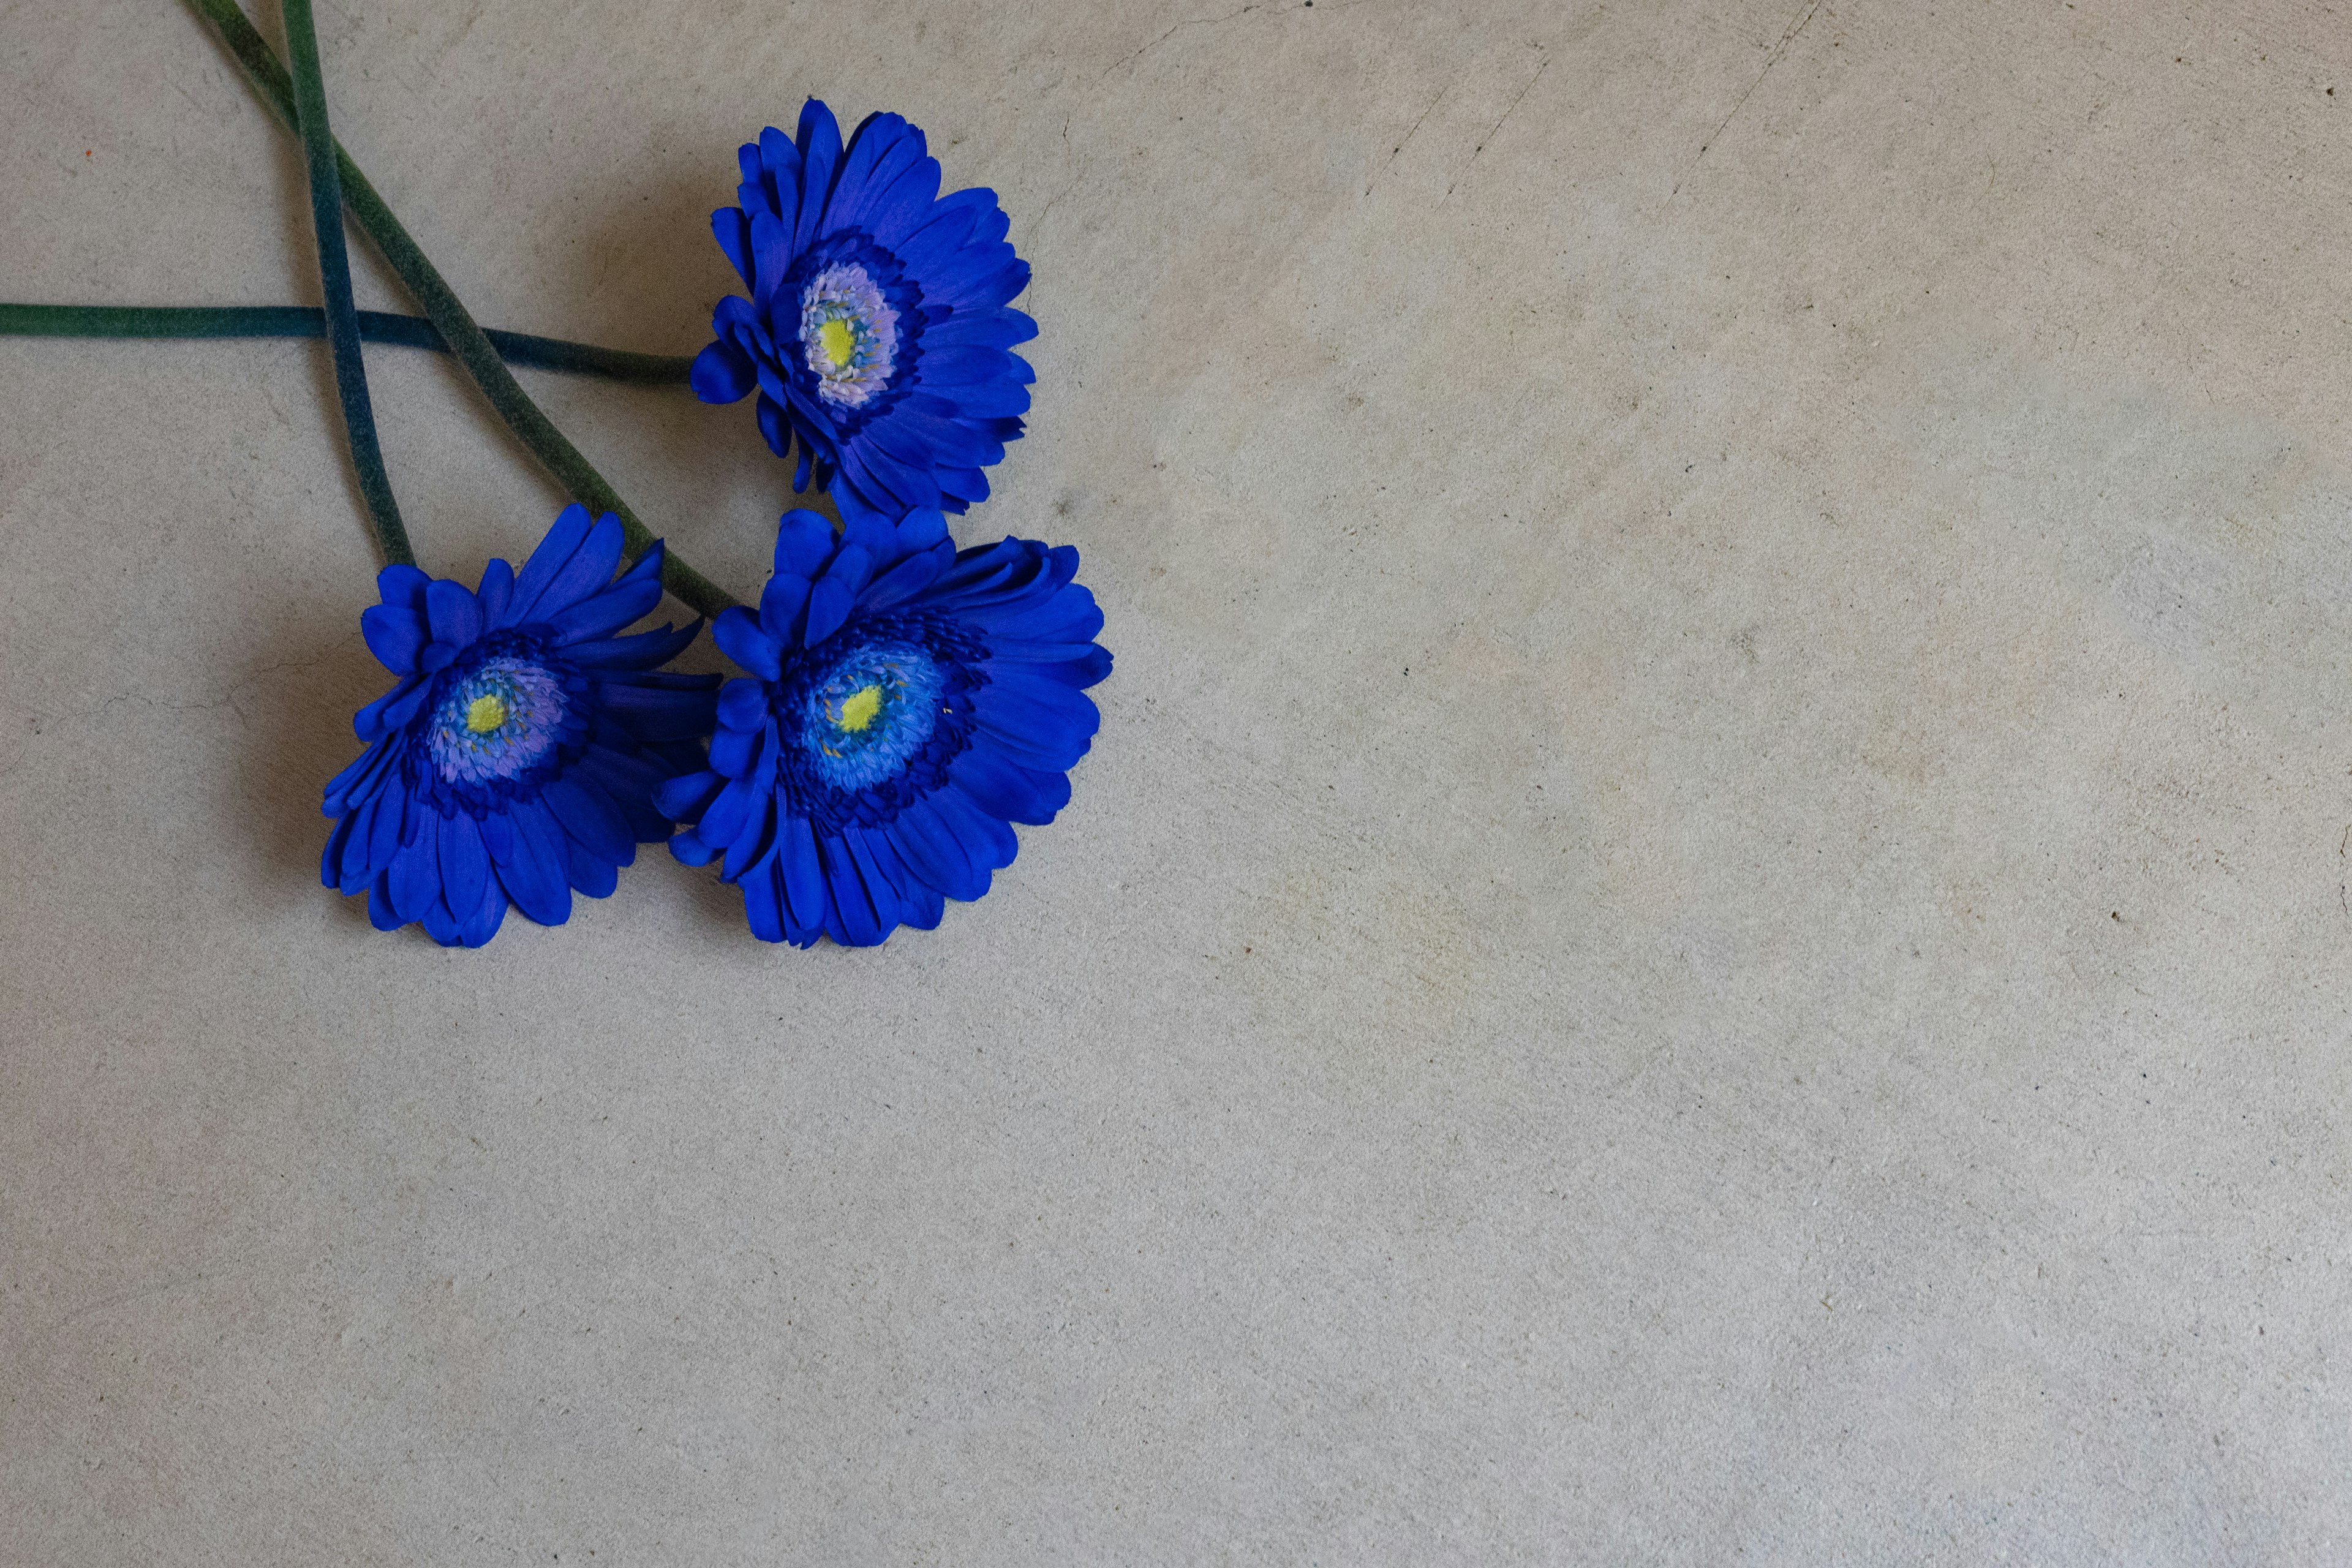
[[321, 99, 1102, 950]]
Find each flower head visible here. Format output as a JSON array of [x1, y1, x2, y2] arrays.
[[321, 504, 720, 946], [689, 99, 1036, 523], [661, 506, 1109, 947]]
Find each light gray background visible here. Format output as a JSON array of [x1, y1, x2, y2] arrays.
[[5, 0, 2349, 1561]]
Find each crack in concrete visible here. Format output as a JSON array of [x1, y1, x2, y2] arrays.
[[1101, 4, 1263, 80], [1447, 52, 1550, 200], [1670, 0, 1824, 198]]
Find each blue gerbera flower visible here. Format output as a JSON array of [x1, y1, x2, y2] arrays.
[[321, 504, 720, 947], [660, 506, 1109, 947], [690, 99, 1036, 523]]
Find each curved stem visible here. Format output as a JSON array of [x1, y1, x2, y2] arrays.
[[180, 0, 737, 618], [0, 303, 695, 383], [282, 0, 410, 567]]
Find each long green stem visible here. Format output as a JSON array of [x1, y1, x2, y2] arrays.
[[181, 0, 736, 617], [283, 0, 409, 567], [0, 303, 693, 383]]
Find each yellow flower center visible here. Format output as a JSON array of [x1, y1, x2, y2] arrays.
[[465, 694, 508, 734], [816, 316, 858, 371], [836, 684, 883, 733]]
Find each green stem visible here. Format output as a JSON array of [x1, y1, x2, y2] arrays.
[[181, 0, 736, 618], [0, 303, 694, 383], [283, 0, 410, 567]]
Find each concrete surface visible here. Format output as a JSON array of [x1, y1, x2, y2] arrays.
[[5, 0, 2351, 1561]]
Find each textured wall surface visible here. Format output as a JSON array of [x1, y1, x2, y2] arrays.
[[5, 1, 2350, 1561]]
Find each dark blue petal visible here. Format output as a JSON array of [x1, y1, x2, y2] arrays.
[[565, 831, 622, 898], [437, 809, 491, 922], [774, 508, 837, 579], [990, 642, 1113, 688], [353, 676, 429, 741], [377, 562, 432, 611], [821, 831, 886, 946], [858, 549, 947, 611], [775, 813, 827, 940], [477, 557, 515, 625], [696, 772, 764, 851], [549, 575, 662, 642], [801, 573, 856, 648], [927, 377, 1033, 420], [712, 207, 755, 287], [654, 767, 725, 822], [756, 392, 794, 461], [949, 743, 1069, 826], [914, 345, 1018, 386], [712, 606, 784, 679], [973, 679, 1098, 772], [929, 782, 1022, 870], [367, 874, 404, 932], [498, 804, 575, 927], [323, 734, 392, 813], [526, 513, 627, 624], [563, 617, 705, 670], [793, 99, 845, 249], [543, 774, 635, 867], [922, 308, 1039, 349], [366, 784, 410, 875], [454, 861, 510, 947], [842, 827, 914, 936], [889, 797, 989, 901], [740, 853, 788, 941], [865, 156, 945, 249], [597, 679, 719, 744], [691, 337, 758, 405], [320, 810, 356, 891], [708, 722, 759, 777], [717, 677, 767, 730], [360, 605, 428, 675], [758, 124, 803, 202], [720, 787, 779, 882], [388, 815, 442, 922], [759, 573, 811, 645], [425, 579, 483, 649], [329, 791, 377, 891], [507, 503, 595, 624], [420, 889, 466, 947]]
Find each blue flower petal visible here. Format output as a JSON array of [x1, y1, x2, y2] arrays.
[[505, 503, 592, 619], [387, 816, 442, 923], [712, 206, 755, 287], [820, 830, 886, 946], [458, 867, 509, 947], [792, 98, 845, 251], [717, 677, 767, 731], [476, 557, 516, 625], [691, 337, 758, 405], [889, 797, 989, 900], [951, 744, 1071, 826], [740, 851, 788, 942], [425, 579, 484, 649], [771, 509, 834, 579], [499, 803, 575, 927], [713, 606, 784, 680], [437, 810, 492, 929], [542, 773, 635, 867], [360, 605, 428, 674]]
